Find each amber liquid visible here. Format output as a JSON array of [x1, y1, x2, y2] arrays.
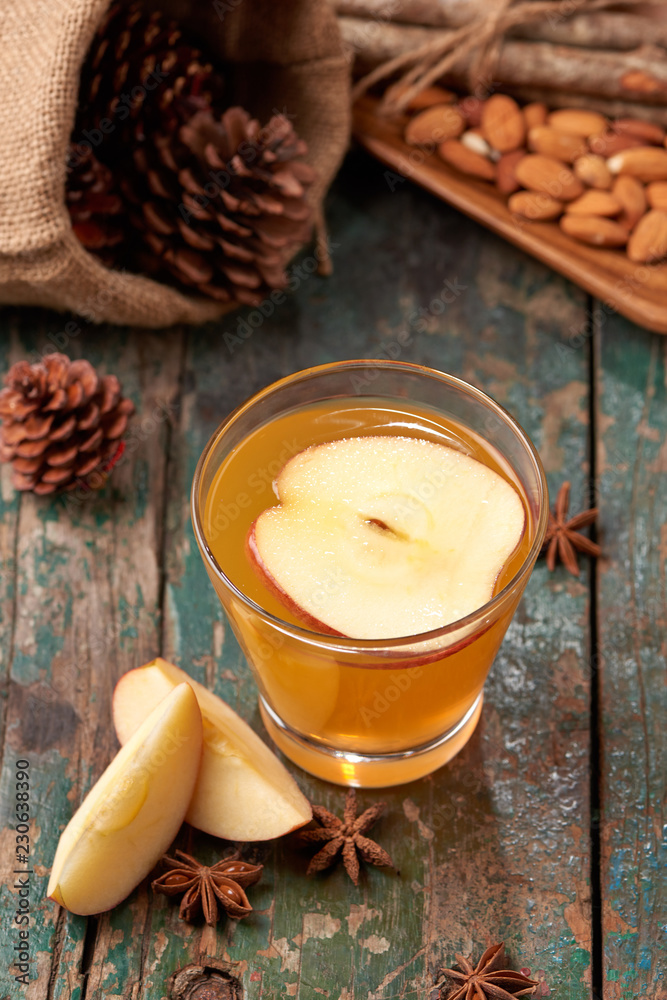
[[203, 398, 535, 761]]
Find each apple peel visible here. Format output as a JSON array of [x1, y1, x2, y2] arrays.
[[248, 436, 526, 639]]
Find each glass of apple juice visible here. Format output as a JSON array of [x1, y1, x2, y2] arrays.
[[191, 361, 548, 788]]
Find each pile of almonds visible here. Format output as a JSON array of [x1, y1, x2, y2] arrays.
[[403, 89, 667, 264]]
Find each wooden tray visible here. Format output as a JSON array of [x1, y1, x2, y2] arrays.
[[353, 97, 667, 335]]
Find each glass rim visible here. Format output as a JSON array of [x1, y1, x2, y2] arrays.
[[190, 359, 549, 652]]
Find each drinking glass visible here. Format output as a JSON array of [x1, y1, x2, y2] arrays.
[[191, 361, 548, 787]]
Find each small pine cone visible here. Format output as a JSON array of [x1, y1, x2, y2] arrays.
[[65, 146, 126, 265], [0, 355, 134, 496], [124, 107, 315, 305]]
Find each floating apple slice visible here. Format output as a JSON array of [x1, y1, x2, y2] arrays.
[[48, 682, 202, 915], [248, 436, 525, 639], [113, 658, 312, 841]]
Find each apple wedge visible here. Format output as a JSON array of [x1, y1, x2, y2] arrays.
[[247, 436, 525, 639], [113, 658, 312, 841], [48, 682, 202, 915]]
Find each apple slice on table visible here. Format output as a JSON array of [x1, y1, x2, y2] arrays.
[[248, 436, 525, 640], [48, 682, 202, 915], [113, 658, 312, 841]]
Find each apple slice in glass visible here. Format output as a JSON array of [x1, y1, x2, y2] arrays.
[[113, 658, 312, 841], [48, 682, 202, 915], [247, 436, 525, 640]]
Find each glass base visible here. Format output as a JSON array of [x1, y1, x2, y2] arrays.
[[259, 692, 484, 788]]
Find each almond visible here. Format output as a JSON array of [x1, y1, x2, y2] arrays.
[[607, 147, 667, 183], [514, 154, 584, 201], [573, 154, 612, 190], [646, 181, 667, 211], [589, 131, 644, 157], [481, 94, 525, 153], [459, 96, 485, 127], [496, 149, 526, 195], [560, 215, 628, 247], [402, 86, 457, 111], [612, 175, 647, 230], [438, 139, 496, 180], [565, 190, 621, 217], [461, 130, 494, 158], [548, 109, 607, 137], [627, 209, 667, 262], [612, 118, 665, 146], [523, 102, 548, 130], [508, 190, 563, 221], [405, 105, 465, 146], [528, 126, 586, 163]]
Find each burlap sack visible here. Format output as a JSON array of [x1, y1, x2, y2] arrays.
[[0, 0, 350, 327]]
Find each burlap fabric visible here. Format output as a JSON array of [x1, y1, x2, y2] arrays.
[[0, 0, 350, 327]]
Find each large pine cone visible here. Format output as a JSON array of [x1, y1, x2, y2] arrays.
[[126, 107, 315, 305], [66, 2, 315, 304], [77, 2, 225, 147], [0, 355, 134, 496]]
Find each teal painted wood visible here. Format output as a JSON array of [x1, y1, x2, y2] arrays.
[[0, 321, 182, 998], [1, 147, 657, 999], [59, 330, 185, 1000], [595, 311, 667, 1000], [150, 152, 595, 1000]]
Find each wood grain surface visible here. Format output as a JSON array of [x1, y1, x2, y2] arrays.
[[595, 311, 667, 1000], [0, 149, 663, 1000]]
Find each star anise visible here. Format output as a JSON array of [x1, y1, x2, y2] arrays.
[[298, 789, 393, 885], [541, 480, 601, 576], [437, 942, 538, 1000], [151, 849, 262, 926]]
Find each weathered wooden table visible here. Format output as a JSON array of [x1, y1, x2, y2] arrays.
[[0, 147, 664, 1000]]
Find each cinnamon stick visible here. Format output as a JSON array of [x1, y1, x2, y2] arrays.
[[334, 0, 667, 51], [516, 11, 667, 50], [503, 86, 667, 126], [339, 17, 667, 105]]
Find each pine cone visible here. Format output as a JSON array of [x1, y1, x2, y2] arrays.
[[66, 2, 315, 304], [125, 106, 315, 304], [65, 146, 126, 265], [0, 355, 134, 496], [77, 2, 225, 147]]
